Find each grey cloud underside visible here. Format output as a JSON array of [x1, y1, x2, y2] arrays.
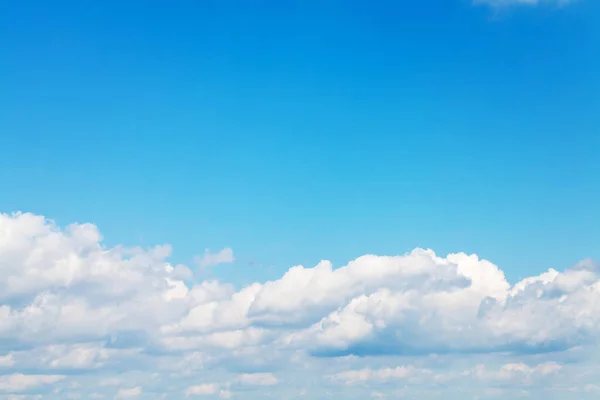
[[0, 212, 599, 398]]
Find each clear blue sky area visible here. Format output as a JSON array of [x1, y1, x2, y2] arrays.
[[1, 0, 598, 286]]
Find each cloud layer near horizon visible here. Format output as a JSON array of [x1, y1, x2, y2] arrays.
[[0, 212, 599, 399]]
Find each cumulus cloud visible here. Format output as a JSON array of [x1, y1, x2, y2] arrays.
[[1, 212, 600, 399], [282, 252, 600, 357]]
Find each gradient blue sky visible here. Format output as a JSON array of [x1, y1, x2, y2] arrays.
[[1, 0, 599, 287], [2, 2, 600, 399]]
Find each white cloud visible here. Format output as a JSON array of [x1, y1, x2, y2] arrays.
[[0, 345, 123, 373], [3, 396, 44, 400], [185, 383, 218, 396], [330, 365, 431, 385], [0, 374, 65, 392], [37, 343, 125, 369], [281, 253, 600, 356], [1, 212, 600, 399], [194, 248, 235, 269], [584, 384, 600, 393], [99, 378, 121, 386], [460, 361, 563, 383], [236, 373, 278, 386], [115, 386, 141, 398], [0, 353, 15, 367]]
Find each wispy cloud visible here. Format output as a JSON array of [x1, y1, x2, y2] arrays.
[[475, 0, 577, 7], [194, 247, 235, 269]]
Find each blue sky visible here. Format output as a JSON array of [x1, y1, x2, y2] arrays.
[[0, 1, 599, 399], [1, 0, 599, 285]]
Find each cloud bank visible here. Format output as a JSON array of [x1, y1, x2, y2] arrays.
[[0, 212, 599, 399]]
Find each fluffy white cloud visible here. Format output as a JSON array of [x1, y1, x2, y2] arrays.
[[1, 212, 600, 399], [284, 253, 600, 357]]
